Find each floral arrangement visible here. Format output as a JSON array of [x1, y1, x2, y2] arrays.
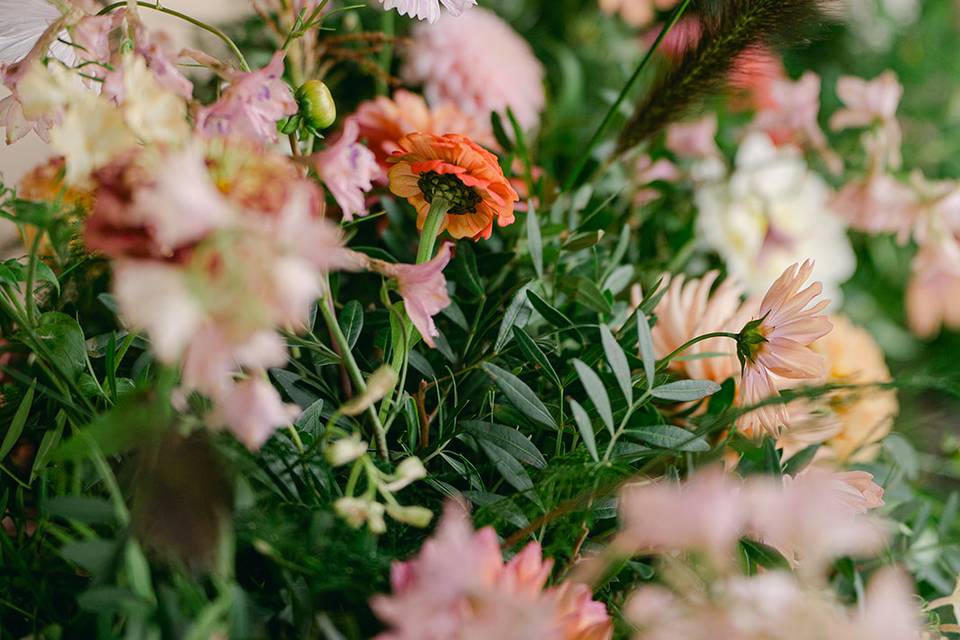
[[1, 0, 959, 638]]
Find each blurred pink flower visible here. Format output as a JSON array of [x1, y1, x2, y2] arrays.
[[212, 377, 300, 450], [827, 470, 885, 514], [310, 119, 378, 220], [832, 71, 904, 172], [907, 235, 960, 339], [403, 8, 545, 131], [831, 172, 917, 237], [352, 89, 495, 174], [737, 260, 832, 436], [729, 47, 785, 111], [370, 242, 454, 348], [371, 501, 612, 640], [599, 0, 679, 27], [633, 155, 680, 206], [854, 568, 925, 640], [616, 468, 746, 562], [651, 270, 753, 385], [667, 114, 720, 160], [380, 0, 476, 23], [196, 52, 296, 144]]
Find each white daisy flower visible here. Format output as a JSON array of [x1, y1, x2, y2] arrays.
[[378, 0, 476, 23]]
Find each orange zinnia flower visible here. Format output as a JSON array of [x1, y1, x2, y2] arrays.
[[388, 132, 518, 241]]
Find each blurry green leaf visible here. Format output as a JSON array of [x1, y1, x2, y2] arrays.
[[294, 399, 325, 434], [884, 433, 919, 480], [625, 425, 710, 452], [1, 379, 34, 459], [569, 399, 598, 462], [636, 311, 656, 391], [740, 538, 790, 573], [482, 363, 555, 428], [526, 290, 575, 330], [407, 350, 436, 378], [495, 283, 533, 352], [461, 421, 546, 468], [783, 444, 819, 476], [270, 369, 320, 408], [603, 265, 634, 295], [561, 230, 604, 252], [44, 496, 115, 524], [54, 391, 168, 460], [33, 312, 85, 382], [33, 261, 59, 295], [441, 300, 469, 330], [478, 440, 533, 494], [31, 414, 64, 482], [572, 359, 614, 434], [60, 539, 117, 575], [449, 241, 484, 298], [600, 325, 632, 404], [576, 279, 612, 315], [512, 327, 560, 388], [77, 587, 151, 615], [526, 204, 543, 278], [651, 379, 721, 402], [490, 111, 514, 153], [339, 300, 363, 350]]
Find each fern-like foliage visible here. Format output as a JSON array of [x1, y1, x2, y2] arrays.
[[617, 0, 835, 153]]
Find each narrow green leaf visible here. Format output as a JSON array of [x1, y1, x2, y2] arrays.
[[636, 310, 656, 391], [490, 111, 514, 153], [561, 229, 604, 252], [568, 399, 598, 462], [603, 264, 634, 295], [739, 538, 790, 573], [339, 300, 364, 350], [576, 279, 613, 315], [600, 326, 632, 404], [461, 420, 546, 468], [495, 283, 533, 352], [572, 359, 614, 434], [481, 363, 555, 428], [625, 425, 710, 452], [526, 203, 543, 278], [1, 380, 34, 459], [651, 379, 721, 402], [526, 290, 575, 330], [783, 444, 820, 477], [478, 440, 533, 493], [44, 496, 116, 524], [512, 326, 561, 388]]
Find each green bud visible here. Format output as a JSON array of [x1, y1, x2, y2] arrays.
[[736, 316, 769, 367], [295, 80, 337, 131]]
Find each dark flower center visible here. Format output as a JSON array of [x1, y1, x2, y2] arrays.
[[417, 171, 483, 214]]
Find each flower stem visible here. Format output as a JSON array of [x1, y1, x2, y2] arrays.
[[375, 9, 395, 96], [416, 197, 451, 264], [98, 1, 251, 72], [561, 0, 692, 192], [656, 331, 740, 373], [318, 284, 389, 459]]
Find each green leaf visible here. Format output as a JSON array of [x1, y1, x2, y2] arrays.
[[526, 203, 543, 278], [576, 279, 613, 315], [624, 425, 710, 452], [603, 265, 634, 295], [77, 587, 150, 615], [512, 327, 560, 388], [482, 363, 555, 428], [478, 440, 533, 494], [651, 379, 721, 402], [636, 311, 656, 391], [572, 359, 614, 434], [32, 261, 60, 295], [783, 444, 820, 476], [339, 300, 364, 350], [739, 538, 790, 573], [495, 283, 533, 352], [568, 399, 598, 462], [450, 241, 484, 298], [1, 380, 34, 459], [60, 539, 117, 575], [600, 326, 632, 404], [561, 230, 604, 252], [461, 421, 546, 468], [33, 312, 86, 382], [294, 399, 325, 435], [44, 496, 116, 524], [31, 415, 64, 482], [526, 290, 575, 330], [490, 111, 514, 153]]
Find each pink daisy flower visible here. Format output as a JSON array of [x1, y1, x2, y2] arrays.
[[402, 8, 545, 131], [737, 260, 833, 436]]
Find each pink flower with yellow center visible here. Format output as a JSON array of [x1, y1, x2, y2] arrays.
[[737, 260, 833, 436], [388, 131, 518, 241]]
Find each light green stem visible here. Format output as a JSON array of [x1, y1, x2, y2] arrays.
[[416, 198, 451, 264]]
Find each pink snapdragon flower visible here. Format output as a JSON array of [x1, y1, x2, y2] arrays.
[[737, 260, 833, 436], [310, 119, 379, 220], [380, 0, 476, 23], [370, 501, 613, 640], [368, 242, 454, 348], [196, 52, 297, 144], [403, 8, 545, 131]]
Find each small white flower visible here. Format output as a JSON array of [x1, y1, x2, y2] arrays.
[[325, 435, 369, 467], [379, 0, 476, 23], [383, 457, 427, 492], [386, 504, 434, 528]]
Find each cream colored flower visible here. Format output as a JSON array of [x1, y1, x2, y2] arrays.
[[50, 93, 137, 185], [117, 54, 190, 146]]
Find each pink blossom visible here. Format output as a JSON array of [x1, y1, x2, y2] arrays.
[[831, 71, 903, 131], [831, 172, 917, 237], [196, 52, 296, 144], [370, 242, 454, 348], [310, 119, 379, 220], [380, 0, 477, 23], [827, 470, 885, 514], [666, 113, 720, 159], [370, 501, 613, 640], [737, 260, 833, 436], [403, 8, 545, 131], [907, 235, 960, 339], [633, 155, 680, 206], [211, 377, 300, 450]]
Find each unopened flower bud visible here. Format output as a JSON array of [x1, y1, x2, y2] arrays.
[[386, 504, 434, 528], [334, 497, 386, 534], [383, 457, 427, 492], [296, 80, 337, 131], [325, 435, 368, 467], [340, 366, 398, 416]]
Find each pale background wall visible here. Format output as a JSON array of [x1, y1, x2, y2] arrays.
[[0, 0, 252, 185]]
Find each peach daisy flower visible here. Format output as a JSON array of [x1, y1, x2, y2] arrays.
[[737, 260, 833, 436], [388, 131, 518, 241]]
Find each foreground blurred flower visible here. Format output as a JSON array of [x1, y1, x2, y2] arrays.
[[369, 242, 454, 348], [370, 501, 613, 640], [380, 0, 476, 23], [403, 8, 545, 131], [737, 260, 832, 436], [696, 132, 855, 301], [310, 119, 379, 220], [388, 132, 518, 240], [651, 270, 753, 385], [196, 52, 297, 145], [353, 89, 496, 174]]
